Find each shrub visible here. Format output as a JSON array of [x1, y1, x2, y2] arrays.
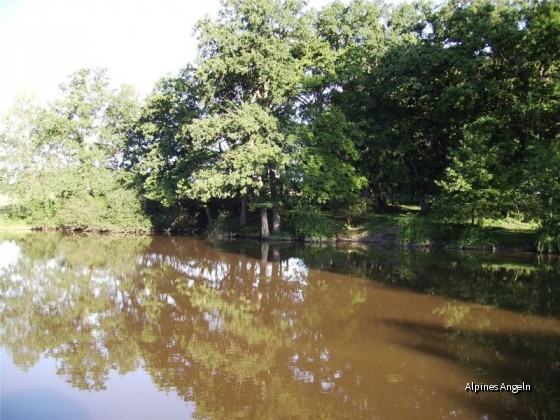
[[537, 217, 560, 253], [291, 208, 337, 241], [456, 227, 496, 251], [209, 212, 239, 238], [12, 167, 151, 231], [396, 214, 431, 246]]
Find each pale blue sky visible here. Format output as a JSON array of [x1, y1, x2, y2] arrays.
[[0, 0, 222, 114], [0, 0, 395, 116]]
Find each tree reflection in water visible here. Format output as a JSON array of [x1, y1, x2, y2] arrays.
[[0, 233, 559, 418]]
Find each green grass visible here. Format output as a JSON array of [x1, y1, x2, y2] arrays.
[[0, 216, 33, 230], [0, 194, 32, 230], [397, 204, 421, 213], [338, 214, 397, 239], [480, 216, 539, 231], [0, 194, 11, 212], [337, 208, 539, 251]]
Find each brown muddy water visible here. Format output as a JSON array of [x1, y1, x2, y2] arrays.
[[0, 233, 559, 419]]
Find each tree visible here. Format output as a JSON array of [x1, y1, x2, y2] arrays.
[[435, 119, 501, 225], [431, 0, 560, 238], [357, 1, 454, 212], [125, 66, 206, 230], [183, 0, 311, 237], [181, 102, 289, 237], [293, 108, 367, 222], [1, 69, 149, 230], [283, 0, 394, 221], [0, 95, 39, 192], [516, 0, 560, 250]]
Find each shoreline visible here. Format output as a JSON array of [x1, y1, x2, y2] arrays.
[[0, 221, 551, 255]]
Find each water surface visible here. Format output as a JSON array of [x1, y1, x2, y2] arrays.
[[1, 233, 559, 419]]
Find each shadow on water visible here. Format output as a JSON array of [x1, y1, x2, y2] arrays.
[[383, 319, 560, 419], [210, 238, 560, 319]]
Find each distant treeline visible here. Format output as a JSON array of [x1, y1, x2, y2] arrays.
[[1, 0, 559, 249]]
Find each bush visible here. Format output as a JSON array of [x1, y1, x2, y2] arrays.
[[537, 217, 560, 253], [209, 212, 239, 238], [396, 214, 431, 246], [291, 208, 337, 241], [455, 227, 497, 251], [54, 189, 151, 231], [13, 167, 151, 231]]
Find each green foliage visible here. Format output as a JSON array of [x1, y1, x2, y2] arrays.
[[127, 66, 202, 208], [55, 187, 149, 231], [1, 69, 150, 231], [455, 227, 497, 251], [12, 166, 150, 230], [290, 208, 337, 240], [295, 108, 367, 209], [209, 212, 239, 237], [434, 0, 559, 234], [3, 0, 560, 244], [183, 103, 286, 203], [187, 0, 309, 208], [130, 0, 560, 245], [435, 119, 501, 224], [396, 214, 432, 247], [537, 217, 560, 253], [0, 194, 31, 230]]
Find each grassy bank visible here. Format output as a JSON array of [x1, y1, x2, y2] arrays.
[[1, 193, 542, 252], [209, 205, 541, 252], [0, 191, 153, 233], [337, 208, 539, 252], [0, 195, 32, 231]]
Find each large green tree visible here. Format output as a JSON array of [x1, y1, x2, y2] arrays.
[[182, 0, 312, 237], [432, 0, 559, 235], [125, 66, 205, 230], [0, 68, 149, 230], [516, 0, 560, 250]]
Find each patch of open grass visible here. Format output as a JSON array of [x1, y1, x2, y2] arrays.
[[0, 215, 32, 230], [0, 194, 12, 214], [0, 195, 33, 230], [476, 227, 538, 250], [481, 216, 539, 231], [398, 204, 421, 213], [337, 214, 398, 239], [337, 206, 539, 251], [427, 218, 538, 251]]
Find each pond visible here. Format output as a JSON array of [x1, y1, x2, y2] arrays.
[[1, 233, 559, 419]]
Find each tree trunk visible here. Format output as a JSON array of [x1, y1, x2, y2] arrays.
[[408, 159, 430, 213], [204, 205, 213, 227], [418, 195, 431, 214], [376, 194, 386, 212], [269, 168, 280, 233], [272, 247, 280, 262], [239, 195, 248, 227], [272, 207, 281, 232], [260, 208, 270, 240], [261, 241, 270, 262]]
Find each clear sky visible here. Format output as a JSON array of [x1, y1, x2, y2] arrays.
[[0, 0, 353, 116]]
